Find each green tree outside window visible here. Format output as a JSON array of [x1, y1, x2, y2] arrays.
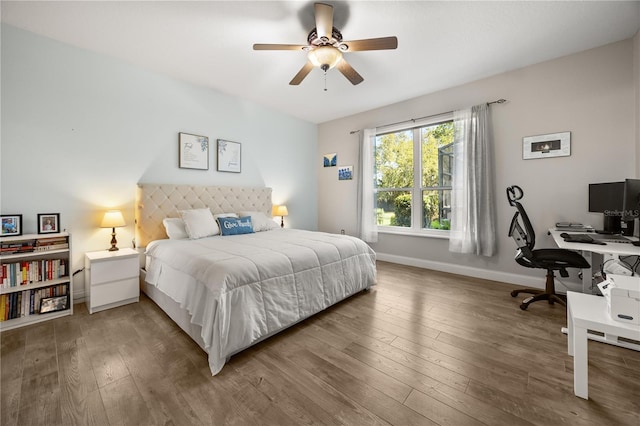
[[374, 121, 454, 229]]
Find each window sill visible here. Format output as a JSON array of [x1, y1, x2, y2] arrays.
[[377, 227, 450, 239]]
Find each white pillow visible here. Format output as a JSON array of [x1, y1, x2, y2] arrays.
[[179, 208, 219, 239], [213, 213, 238, 220], [238, 211, 278, 232], [162, 218, 188, 240]]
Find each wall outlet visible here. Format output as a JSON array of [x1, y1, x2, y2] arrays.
[[340, 229, 345, 235]]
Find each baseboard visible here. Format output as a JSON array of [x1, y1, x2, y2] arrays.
[[73, 288, 85, 304], [375, 252, 545, 289]]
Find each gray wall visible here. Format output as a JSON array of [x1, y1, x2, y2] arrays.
[[318, 38, 637, 289], [636, 30, 640, 177], [1, 25, 318, 299]]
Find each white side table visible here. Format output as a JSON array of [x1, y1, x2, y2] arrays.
[[85, 248, 140, 314], [566, 291, 640, 399]]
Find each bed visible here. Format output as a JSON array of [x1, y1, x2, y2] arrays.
[[135, 183, 376, 375]]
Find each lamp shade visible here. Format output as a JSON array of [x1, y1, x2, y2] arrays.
[[100, 210, 126, 228], [308, 46, 343, 70], [272, 205, 288, 217]]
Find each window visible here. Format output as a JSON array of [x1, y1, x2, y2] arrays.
[[374, 116, 454, 234]]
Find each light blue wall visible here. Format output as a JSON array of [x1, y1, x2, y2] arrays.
[[1, 25, 318, 295]]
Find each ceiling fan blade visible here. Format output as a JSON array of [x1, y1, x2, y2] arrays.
[[289, 61, 315, 85], [315, 3, 334, 40], [336, 60, 364, 85], [341, 37, 398, 52], [253, 44, 308, 51]]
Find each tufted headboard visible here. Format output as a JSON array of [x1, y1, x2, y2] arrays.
[[135, 183, 272, 247]]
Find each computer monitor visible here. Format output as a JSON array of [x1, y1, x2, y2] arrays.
[[588, 181, 624, 234], [622, 178, 640, 220]]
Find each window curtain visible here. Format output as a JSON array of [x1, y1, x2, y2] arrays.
[[357, 128, 378, 243], [448, 104, 496, 256]]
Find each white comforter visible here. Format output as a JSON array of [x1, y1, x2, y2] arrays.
[[144, 229, 376, 375]]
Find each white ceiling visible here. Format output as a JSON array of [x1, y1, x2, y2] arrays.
[[2, 1, 639, 124]]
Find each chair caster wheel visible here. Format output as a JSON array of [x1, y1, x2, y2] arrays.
[[511, 290, 518, 297], [520, 303, 528, 310]]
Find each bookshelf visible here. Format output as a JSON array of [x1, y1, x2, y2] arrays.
[[0, 232, 73, 331]]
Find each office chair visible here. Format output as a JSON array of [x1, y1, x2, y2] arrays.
[[506, 185, 590, 310]]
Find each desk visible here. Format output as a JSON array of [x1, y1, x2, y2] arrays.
[[548, 229, 639, 293], [566, 291, 640, 399]]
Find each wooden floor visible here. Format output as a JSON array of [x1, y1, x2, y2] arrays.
[[2, 261, 639, 425]]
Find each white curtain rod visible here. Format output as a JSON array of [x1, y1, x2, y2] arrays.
[[349, 98, 507, 134]]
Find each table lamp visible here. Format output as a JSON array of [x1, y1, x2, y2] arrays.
[[101, 210, 126, 251], [272, 205, 288, 228]]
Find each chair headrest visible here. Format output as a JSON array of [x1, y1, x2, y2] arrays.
[[506, 185, 524, 206]]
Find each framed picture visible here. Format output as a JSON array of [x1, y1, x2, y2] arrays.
[[217, 139, 241, 173], [37, 213, 60, 234], [523, 131, 571, 160], [1, 214, 22, 236], [338, 165, 353, 180], [179, 132, 209, 170], [39, 294, 69, 314], [323, 153, 337, 167]]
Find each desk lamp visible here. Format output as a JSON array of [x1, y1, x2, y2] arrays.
[[100, 210, 126, 251], [272, 205, 288, 228]]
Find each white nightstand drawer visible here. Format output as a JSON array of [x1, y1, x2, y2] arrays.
[[85, 248, 141, 314], [90, 278, 138, 308], [90, 257, 138, 285]]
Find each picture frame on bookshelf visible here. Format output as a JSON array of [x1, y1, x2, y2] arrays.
[[40, 294, 69, 314], [37, 213, 60, 234], [1, 214, 22, 236]]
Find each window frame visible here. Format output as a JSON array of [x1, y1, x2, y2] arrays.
[[374, 112, 454, 238]]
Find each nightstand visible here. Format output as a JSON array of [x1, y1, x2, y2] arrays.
[[85, 248, 139, 314]]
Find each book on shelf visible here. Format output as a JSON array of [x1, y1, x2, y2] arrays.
[[0, 240, 36, 255], [33, 244, 69, 252], [1, 235, 69, 255], [1, 259, 67, 288], [0, 283, 69, 321]]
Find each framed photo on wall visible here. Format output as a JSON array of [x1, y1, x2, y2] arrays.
[[37, 213, 60, 234], [338, 165, 353, 180], [179, 132, 209, 170], [1, 214, 22, 236], [323, 153, 337, 167], [217, 139, 241, 173], [523, 131, 571, 160]]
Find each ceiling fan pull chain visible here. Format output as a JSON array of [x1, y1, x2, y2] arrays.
[[324, 71, 328, 91]]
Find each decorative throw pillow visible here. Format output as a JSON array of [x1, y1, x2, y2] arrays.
[[238, 211, 278, 232], [162, 218, 188, 240], [217, 216, 254, 236], [179, 208, 219, 239]]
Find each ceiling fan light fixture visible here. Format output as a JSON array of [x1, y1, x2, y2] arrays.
[[308, 45, 342, 70]]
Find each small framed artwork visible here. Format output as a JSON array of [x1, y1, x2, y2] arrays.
[[1, 214, 22, 236], [338, 165, 353, 180], [40, 294, 69, 314], [323, 153, 337, 167], [37, 213, 60, 234], [179, 132, 209, 170], [217, 139, 241, 173], [523, 131, 571, 160]]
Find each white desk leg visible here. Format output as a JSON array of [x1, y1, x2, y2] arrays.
[[573, 325, 589, 399], [567, 304, 574, 356], [581, 251, 592, 294]]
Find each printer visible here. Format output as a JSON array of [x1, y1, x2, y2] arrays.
[[597, 274, 640, 325]]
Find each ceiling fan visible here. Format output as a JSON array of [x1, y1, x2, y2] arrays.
[[253, 2, 398, 86]]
